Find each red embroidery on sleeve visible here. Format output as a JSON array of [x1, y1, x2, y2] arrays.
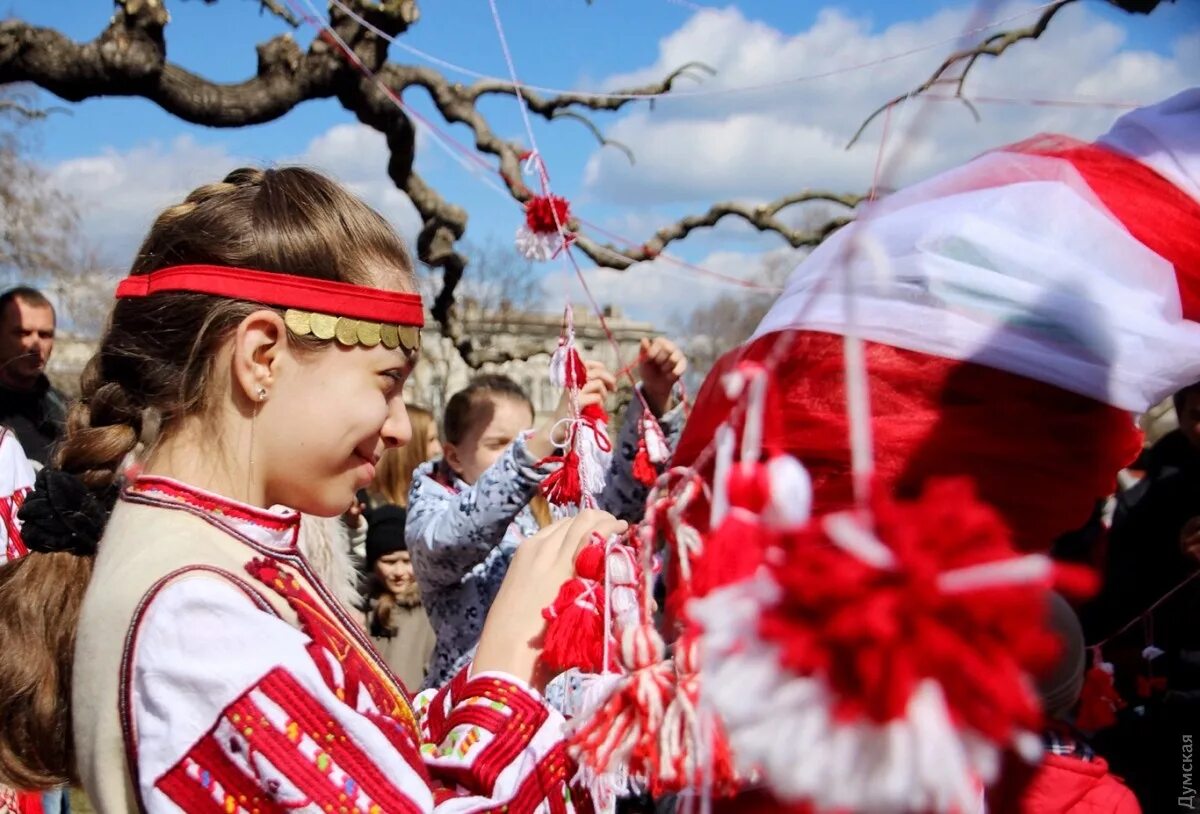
[[245, 559, 420, 739], [156, 667, 425, 814]]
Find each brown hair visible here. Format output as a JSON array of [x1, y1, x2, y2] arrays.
[[0, 166, 415, 788], [442, 374, 552, 527], [368, 404, 436, 509]]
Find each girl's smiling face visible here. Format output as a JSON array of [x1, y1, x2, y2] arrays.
[[257, 336, 415, 517]]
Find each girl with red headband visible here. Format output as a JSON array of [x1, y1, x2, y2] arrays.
[[0, 167, 622, 813]]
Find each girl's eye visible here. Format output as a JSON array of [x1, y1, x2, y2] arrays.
[[381, 370, 408, 390]]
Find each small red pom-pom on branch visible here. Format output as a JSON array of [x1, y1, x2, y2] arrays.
[[517, 194, 575, 261]]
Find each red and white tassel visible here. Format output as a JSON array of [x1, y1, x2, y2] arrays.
[[633, 408, 670, 487], [568, 624, 673, 780], [517, 194, 574, 261]]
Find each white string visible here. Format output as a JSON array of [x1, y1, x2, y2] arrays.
[[328, 0, 1068, 103]]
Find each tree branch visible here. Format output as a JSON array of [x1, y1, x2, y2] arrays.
[[1, 0, 861, 365], [847, 0, 1079, 149], [0, 97, 56, 119], [467, 61, 716, 114], [572, 191, 862, 269]]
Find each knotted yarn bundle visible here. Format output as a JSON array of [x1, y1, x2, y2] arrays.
[[516, 193, 574, 261], [632, 407, 672, 487], [541, 533, 642, 675], [539, 307, 612, 508], [692, 475, 1099, 813]]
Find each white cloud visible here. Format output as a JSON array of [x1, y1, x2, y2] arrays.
[[585, 2, 1198, 205], [48, 123, 422, 269]]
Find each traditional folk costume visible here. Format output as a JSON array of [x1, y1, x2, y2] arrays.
[[62, 266, 587, 814], [0, 432, 41, 814], [0, 427, 35, 566]]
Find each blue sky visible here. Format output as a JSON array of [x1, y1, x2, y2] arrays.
[[6, 0, 1199, 325]]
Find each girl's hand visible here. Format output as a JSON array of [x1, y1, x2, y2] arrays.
[[527, 360, 616, 459], [473, 510, 628, 690], [638, 337, 686, 417]]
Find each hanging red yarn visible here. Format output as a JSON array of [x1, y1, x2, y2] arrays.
[[550, 340, 588, 390], [761, 478, 1086, 738], [654, 632, 740, 797], [541, 538, 616, 674], [525, 194, 572, 234], [539, 443, 583, 506], [632, 439, 658, 487], [517, 195, 575, 261], [568, 624, 674, 780], [1075, 657, 1125, 731], [694, 476, 1100, 812]]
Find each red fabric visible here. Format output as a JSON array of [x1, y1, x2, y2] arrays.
[[244, 559, 422, 739], [128, 477, 295, 533], [673, 331, 1141, 561], [115, 264, 425, 326], [1012, 139, 1200, 321], [14, 792, 42, 814], [1015, 755, 1141, 814]]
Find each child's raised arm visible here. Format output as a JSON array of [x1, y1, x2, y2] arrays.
[[601, 337, 689, 521]]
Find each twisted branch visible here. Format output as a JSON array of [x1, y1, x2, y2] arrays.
[[0, 0, 859, 358], [573, 190, 863, 269], [847, 0, 1079, 149]]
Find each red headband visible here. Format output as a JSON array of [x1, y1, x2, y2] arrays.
[[115, 265, 425, 327]]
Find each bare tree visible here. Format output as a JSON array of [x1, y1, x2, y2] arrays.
[[0, 87, 115, 337], [456, 237, 546, 318], [0, 0, 858, 363], [850, 0, 1171, 148], [676, 249, 796, 384], [0, 0, 1168, 364]]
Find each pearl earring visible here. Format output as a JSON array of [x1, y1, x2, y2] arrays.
[[256, 386, 267, 401]]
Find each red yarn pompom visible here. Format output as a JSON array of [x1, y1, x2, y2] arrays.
[[525, 194, 572, 235], [759, 478, 1061, 742], [632, 439, 658, 487]]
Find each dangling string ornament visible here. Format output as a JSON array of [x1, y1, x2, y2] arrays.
[[692, 474, 1101, 813], [516, 193, 575, 261], [1076, 648, 1125, 732], [539, 307, 611, 509], [632, 407, 671, 487], [541, 533, 641, 675]]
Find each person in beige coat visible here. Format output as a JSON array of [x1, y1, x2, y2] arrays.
[[365, 504, 435, 692]]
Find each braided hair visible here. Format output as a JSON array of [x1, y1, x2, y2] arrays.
[[0, 166, 415, 788]]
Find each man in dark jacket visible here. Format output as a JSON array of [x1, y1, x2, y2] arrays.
[[1084, 382, 1200, 811], [0, 287, 66, 465]]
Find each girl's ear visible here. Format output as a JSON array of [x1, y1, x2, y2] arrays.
[[442, 442, 462, 474], [232, 310, 289, 404]]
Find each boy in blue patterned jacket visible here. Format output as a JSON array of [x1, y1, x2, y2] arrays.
[[407, 338, 686, 688]]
